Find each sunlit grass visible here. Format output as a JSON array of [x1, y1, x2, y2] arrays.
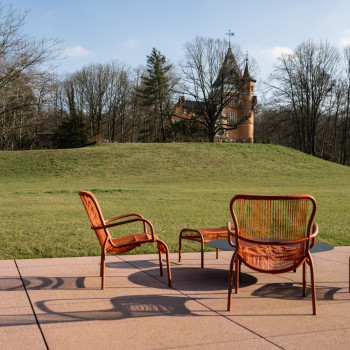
[[0, 142, 349, 259]]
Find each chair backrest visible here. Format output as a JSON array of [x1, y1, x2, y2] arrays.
[[229, 194, 317, 273], [79, 191, 112, 250]]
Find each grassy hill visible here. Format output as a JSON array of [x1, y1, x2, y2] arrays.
[[0, 142, 349, 259]]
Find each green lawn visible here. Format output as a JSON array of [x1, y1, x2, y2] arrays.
[[0, 142, 349, 259]]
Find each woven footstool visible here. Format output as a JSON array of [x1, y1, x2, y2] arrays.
[[178, 227, 228, 268]]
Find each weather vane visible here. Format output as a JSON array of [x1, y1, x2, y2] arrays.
[[225, 30, 235, 48]]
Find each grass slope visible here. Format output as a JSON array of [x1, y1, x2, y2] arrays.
[[0, 143, 349, 259]]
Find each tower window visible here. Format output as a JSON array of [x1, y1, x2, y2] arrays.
[[228, 112, 237, 124]]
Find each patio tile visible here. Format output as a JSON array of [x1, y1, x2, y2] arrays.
[[178, 337, 281, 349], [0, 260, 17, 270], [0, 306, 38, 328], [40, 313, 259, 350], [17, 263, 140, 280], [226, 301, 350, 338], [15, 256, 104, 268], [0, 290, 31, 309], [268, 327, 350, 350], [313, 246, 350, 264], [0, 325, 46, 350]]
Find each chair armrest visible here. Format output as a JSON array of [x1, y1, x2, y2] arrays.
[[310, 223, 318, 249], [105, 213, 143, 223], [227, 221, 234, 235], [227, 222, 236, 248], [103, 214, 150, 238], [102, 217, 156, 240], [104, 217, 152, 229], [310, 223, 318, 238]]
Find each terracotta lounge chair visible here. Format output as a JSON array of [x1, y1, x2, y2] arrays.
[[227, 194, 318, 314], [79, 191, 171, 288]]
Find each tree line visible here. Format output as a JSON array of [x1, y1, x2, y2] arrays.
[[0, 5, 349, 165], [256, 40, 350, 165]]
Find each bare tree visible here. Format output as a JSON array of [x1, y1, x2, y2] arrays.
[[77, 64, 111, 136], [340, 45, 350, 165], [268, 40, 340, 156], [177, 36, 257, 142], [0, 4, 59, 149], [105, 62, 133, 142]]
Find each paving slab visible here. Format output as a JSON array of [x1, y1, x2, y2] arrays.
[[0, 260, 47, 349], [268, 327, 350, 350], [0, 324, 47, 350], [40, 313, 260, 350]]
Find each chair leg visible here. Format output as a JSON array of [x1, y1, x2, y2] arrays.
[[200, 238, 204, 269], [100, 250, 105, 290], [302, 262, 306, 297], [157, 240, 172, 287], [178, 232, 182, 263], [235, 259, 239, 294], [349, 256, 350, 293], [216, 248, 219, 260], [238, 261, 242, 282], [308, 256, 317, 315], [158, 250, 163, 276], [227, 251, 239, 311], [165, 247, 172, 288], [227, 260, 234, 311]]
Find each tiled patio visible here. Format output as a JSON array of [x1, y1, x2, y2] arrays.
[[0, 247, 349, 349]]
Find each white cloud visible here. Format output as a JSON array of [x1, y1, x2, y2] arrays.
[[339, 30, 350, 47], [124, 39, 138, 48], [63, 45, 93, 59], [268, 46, 294, 60], [249, 46, 294, 81]]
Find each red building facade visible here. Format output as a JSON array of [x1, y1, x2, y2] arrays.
[[173, 48, 257, 143]]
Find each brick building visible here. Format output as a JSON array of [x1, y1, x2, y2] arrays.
[[173, 47, 257, 142]]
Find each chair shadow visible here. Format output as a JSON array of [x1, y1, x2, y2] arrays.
[[1, 269, 345, 328], [128, 267, 258, 291], [0, 276, 87, 291], [252, 282, 341, 301], [0, 294, 197, 328], [106, 260, 159, 269]]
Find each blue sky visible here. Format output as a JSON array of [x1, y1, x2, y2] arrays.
[[10, 0, 350, 84]]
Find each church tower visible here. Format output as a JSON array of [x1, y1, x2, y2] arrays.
[[172, 39, 257, 143], [219, 50, 257, 143]]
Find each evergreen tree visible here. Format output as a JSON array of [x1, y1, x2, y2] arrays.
[[138, 48, 173, 142], [53, 82, 87, 149], [53, 116, 87, 149]]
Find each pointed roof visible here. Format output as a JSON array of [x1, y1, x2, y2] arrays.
[[243, 57, 256, 82], [213, 47, 241, 87]]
